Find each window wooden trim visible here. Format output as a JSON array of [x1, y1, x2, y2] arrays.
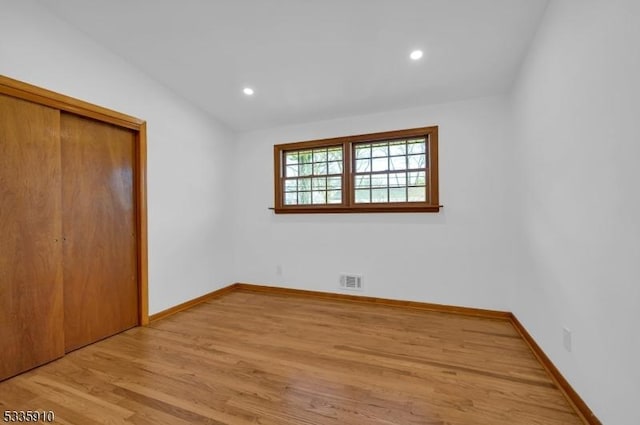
[[273, 126, 440, 213]]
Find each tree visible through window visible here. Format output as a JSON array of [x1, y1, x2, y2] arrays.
[[283, 146, 343, 205], [273, 126, 439, 213], [353, 138, 428, 204]]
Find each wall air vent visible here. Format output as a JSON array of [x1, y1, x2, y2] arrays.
[[339, 274, 363, 291]]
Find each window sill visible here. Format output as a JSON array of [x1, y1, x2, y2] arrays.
[[271, 204, 442, 214]]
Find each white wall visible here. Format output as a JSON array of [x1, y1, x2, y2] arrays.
[[0, 0, 235, 314], [232, 96, 518, 311], [4, 1, 635, 422], [511, 0, 640, 424]]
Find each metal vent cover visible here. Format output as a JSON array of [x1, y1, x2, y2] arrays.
[[339, 274, 363, 291]]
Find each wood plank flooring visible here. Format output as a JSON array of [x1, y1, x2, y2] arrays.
[[0, 290, 584, 424]]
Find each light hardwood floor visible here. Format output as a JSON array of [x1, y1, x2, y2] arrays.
[[0, 290, 583, 424]]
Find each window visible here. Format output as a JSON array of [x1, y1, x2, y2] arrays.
[[273, 126, 439, 213]]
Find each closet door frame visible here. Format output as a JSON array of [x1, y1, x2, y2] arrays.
[[0, 75, 150, 326]]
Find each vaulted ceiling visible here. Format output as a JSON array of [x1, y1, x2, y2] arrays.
[[38, 0, 549, 131]]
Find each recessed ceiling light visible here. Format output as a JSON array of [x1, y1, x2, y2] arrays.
[[243, 87, 254, 96], [410, 50, 423, 60]]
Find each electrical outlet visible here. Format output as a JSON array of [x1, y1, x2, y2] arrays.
[[276, 265, 283, 276], [563, 327, 572, 352]]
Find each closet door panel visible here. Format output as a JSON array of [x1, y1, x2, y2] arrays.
[[61, 112, 138, 352], [0, 94, 64, 380]]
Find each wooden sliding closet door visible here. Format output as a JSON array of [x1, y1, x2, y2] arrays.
[[61, 112, 138, 352], [0, 94, 64, 380]]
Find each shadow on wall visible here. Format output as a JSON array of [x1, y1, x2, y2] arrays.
[[270, 209, 448, 226]]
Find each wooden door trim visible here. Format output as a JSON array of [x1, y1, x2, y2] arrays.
[[0, 75, 143, 129], [0, 74, 149, 326], [136, 122, 149, 325]]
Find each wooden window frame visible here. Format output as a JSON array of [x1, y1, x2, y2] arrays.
[[273, 126, 439, 213]]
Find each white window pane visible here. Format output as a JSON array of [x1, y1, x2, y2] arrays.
[[407, 139, 426, 154], [355, 159, 370, 173], [355, 145, 371, 159], [313, 149, 327, 162], [371, 188, 388, 203], [355, 189, 370, 203], [286, 152, 299, 164], [300, 163, 312, 176], [355, 175, 370, 189], [284, 179, 297, 192], [371, 174, 388, 188], [408, 187, 426, 202], [389, 188, 407, 202], [371, 143, 388, 157], [299, 150, 313, 163], [312, 177, 326, 190], [327, 190, 342, 204], [312, 191, 326, 204], [390, 156, 406, 170], [389, 142, 406, 156], [298, 178, 311, 191], [327, 176, 341, 189], [328, 148, 342, 161], [389, 172, 407, 187], [284, 193, 297, 205], [408, 154, 426, 169], [372, 157, 388, 172], [328, 161, 343, 174], [299, 192, 311, 204], [286, 165, 298, 177], [408, 171, 426, 186], [313, 162, 327, 175]]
